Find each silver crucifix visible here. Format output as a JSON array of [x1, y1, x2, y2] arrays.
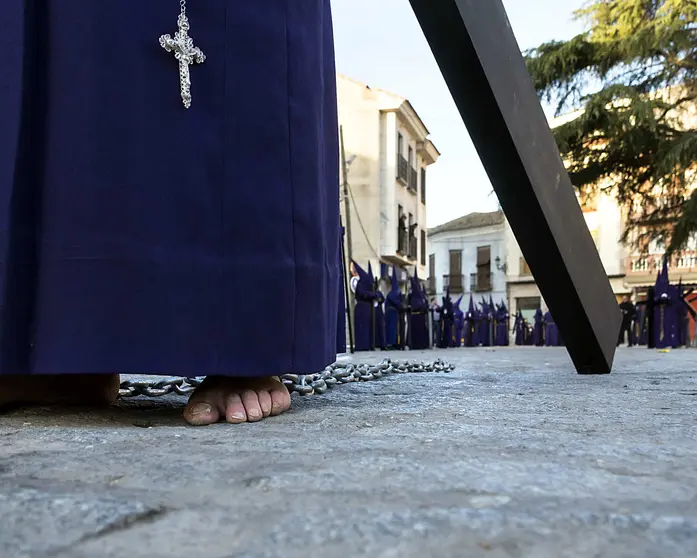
[[159, 11, 206, 109]]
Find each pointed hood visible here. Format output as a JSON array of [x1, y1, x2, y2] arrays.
[[467, 295, 475, 316], [655, 256, 670, 294], [390, 266, 400, 294], [351, 260, 372, 290]]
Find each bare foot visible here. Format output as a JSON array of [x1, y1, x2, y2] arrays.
[[183, 376, 291, 426], [0, 374, 120, 410]]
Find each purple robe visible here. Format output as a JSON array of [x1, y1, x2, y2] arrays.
[[0, 0, 340, 377], [514, 312, 524, 346], [495, 302, 509, 346], [385, 267, 406, 349], [407, 271, 429, 350], [533, 309, 544, 346], [453, 296, 464, 347]]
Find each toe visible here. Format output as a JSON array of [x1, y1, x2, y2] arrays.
[[257, 390, 272, 417], [240, 389, 263, 422], [184, 400, 221, 426], [269, 385, 291, 416], [184, 379, 224, 426], [224, 392, 247, 423]]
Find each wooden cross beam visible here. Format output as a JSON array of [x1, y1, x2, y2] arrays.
[[409, 0, 622, 373]]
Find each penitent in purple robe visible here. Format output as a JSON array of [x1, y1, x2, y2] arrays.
[[0, 1, 340, 377], [407, 270, 429, 350], [437, 288, 454, 348], [532, 309, 544, 346], [463, 295, 477, 347], [653, 259, 677, 349], [514, 311, 524, 346], [494, 301, 509, 346], [368, 263, 386, 350], [385, 267, 406, 349], [453, 295, 464, 348], [352, 261, 377, 352]]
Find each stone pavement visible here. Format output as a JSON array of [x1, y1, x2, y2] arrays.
[[2, 347, 697, 558]]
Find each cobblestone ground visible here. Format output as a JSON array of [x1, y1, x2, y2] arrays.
[[1, 347, 697, 558]]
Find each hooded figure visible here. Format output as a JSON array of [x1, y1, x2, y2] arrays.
[[495, 300, 509, 346], [463, 295, 477, 347], [407, 269, 429, 350], [368, 263, 386, 350], [653, 258, 676, 349], [533, 308, 544, 346], [437, 288, 454, 348], [514, 311, 524, 346], [543, 310, 558, 347], [385, 266, 406, 349], [453, 295, 464, 347], [352, 261, 378, 351]]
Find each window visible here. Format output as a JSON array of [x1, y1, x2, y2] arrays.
[[420, 230, 426, 265], [476, 245, 492, 291], [408, 146, 413, 166], [519, 257, 532, 275], [397, 133, 403, 156], [446, 250, 463, 292], [427, 253, 436, 294], [420, 168, 426, 204]]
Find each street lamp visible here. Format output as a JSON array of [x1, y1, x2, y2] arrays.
[[495, 256, 507, 273]]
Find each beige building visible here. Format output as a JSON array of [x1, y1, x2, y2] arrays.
[[337, 74, 439, 288], [505, 190, 630, 321]]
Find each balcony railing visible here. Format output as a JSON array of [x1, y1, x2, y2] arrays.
[[627, 251, 697, 275], [397, 155, 408, 184], [470, 272, 493, 292], [443, 273, 464, 293], [408, 167, 418, 193], [426, 276, 436, 295]]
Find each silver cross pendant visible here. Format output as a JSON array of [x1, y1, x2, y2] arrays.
[[159, 13, 206, 109]]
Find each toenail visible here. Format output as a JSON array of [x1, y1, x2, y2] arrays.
[[230, 411, 245, 420], [190, 403, 212, 416], [248, 410, 261, 419]]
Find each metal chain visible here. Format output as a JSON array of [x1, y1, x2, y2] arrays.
[[118, 358, 455, 399], [180, 0, 186, 16]]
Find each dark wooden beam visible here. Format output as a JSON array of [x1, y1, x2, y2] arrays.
[[409, 0, 622, 373]]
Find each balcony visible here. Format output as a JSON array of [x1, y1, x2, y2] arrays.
[[443, 273, 464, 294], [470, 272, 493, 293], [426, 276, 436, 295], [408, 167, 418, 193], [397, 155, 408, 184], [626, 251, 697, 282]]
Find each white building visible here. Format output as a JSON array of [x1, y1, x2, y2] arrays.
[[337, 74, 439, 290], [505, 189, 630, 321], [427, 211, 507, 307]]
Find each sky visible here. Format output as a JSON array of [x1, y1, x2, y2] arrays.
[[331, 0, 587, 227]]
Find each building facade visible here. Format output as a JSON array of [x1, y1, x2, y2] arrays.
[[505, 189, 631, 321], [427, 211, 507, 307], [337, 74, 439, 291]]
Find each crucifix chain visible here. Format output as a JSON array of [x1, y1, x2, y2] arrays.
[[159, 0, 206, 109]]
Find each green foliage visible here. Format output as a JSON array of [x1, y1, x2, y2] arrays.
[[525, 0, 697, 254]]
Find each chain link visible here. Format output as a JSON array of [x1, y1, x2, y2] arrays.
[[118, 358, 455, 399], [180, 0, 186, 15]]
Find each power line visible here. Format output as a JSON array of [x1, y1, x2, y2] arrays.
[[346, 179, 380, 261]]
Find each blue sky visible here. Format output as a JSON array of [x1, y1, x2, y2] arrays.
[[331, 0, 587, 227]]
